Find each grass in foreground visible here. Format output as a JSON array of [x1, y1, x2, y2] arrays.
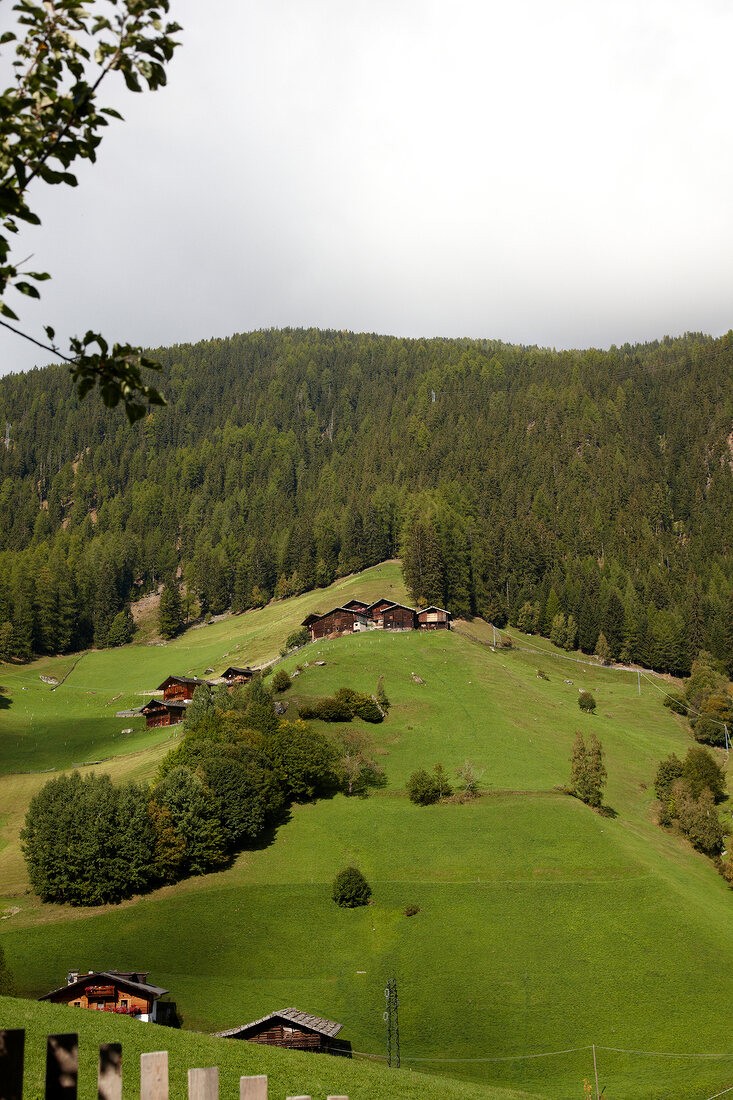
[[0, 996, 542, 1100]]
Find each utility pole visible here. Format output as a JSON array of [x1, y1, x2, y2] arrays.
[[384, 977, 400, 1068], [637, 669, 641, 697]]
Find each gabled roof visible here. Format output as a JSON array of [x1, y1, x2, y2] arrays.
[[156, 675, 210, 691], [301, 612, 322, 626], [215, 1007, 343, 1040], [365, 597, 395, 611], [341, 599, 368, 611], [417, 605, 452, 616], [141, 698, 188, 714], [40, 971, 169, 1002], [303, 606, 366, 625], [221, 666, 255, 678], [381, 602, 416, 613]]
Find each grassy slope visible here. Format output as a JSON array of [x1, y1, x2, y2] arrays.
[[2, 569, 733, 1098], [0, 997, 539, 1100]]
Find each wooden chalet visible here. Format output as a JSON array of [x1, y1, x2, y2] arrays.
[[381, 603, 417, 630], [221, 666, 256, 687], [417, 605, 452, 630], [302, 606, 367, 641], [140, 698, 187, 729], [364, 598, 396, 625], [157, 675, 210, 702], [341, 599, 368, 614], [215, 1007, 343, 1053], [40, 971, 169, 1023]]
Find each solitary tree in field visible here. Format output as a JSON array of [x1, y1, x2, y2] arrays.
[[570, 731, 606, 808]]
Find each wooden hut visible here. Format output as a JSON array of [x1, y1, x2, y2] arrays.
[[365, 598, 395, 625], [417, 605, 452, 630], [302, 607, 367, 641], [381, 603, 417, 630], [140, 698, 187, 728], [214, 1007, 343, 1053], [221, 666, 256, 687], [40, 971, 169, 1022], [156, 675, 210, 702], [341, 599, 368, 614]]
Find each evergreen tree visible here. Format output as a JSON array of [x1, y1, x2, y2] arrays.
[[570, 730, 606, 807], [106, 607, 134, 647], [402, 518, 444, 607], [159, 576, 184, 639]]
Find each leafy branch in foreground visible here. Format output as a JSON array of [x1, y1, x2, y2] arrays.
[[0, 0, 181, 421]]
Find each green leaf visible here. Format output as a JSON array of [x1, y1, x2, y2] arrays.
[[15, 281, 40, 298], [0, 300, 19, 320], [44, 325, 55, 341]]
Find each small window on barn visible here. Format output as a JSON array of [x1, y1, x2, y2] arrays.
[[73, 1001, 81, 1007], [121, 999, 128, 1007]]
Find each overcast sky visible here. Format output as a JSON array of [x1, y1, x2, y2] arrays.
[[2, 0, 733, 377]]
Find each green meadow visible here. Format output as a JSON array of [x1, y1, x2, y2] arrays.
[[2, 564, 733, 1099]]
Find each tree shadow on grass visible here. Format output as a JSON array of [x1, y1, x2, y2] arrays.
[[0, 688, 11, 710], [598, 804, 618, 819]]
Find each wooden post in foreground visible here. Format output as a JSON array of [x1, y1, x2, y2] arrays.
[[0, 1029, 25, 1100], [97, 1043, 122, 1100], [188, 1066, 218, 1100], [46, 1034, 78, 1100], [141, 1051, 169, 1100], [240, 1076, 267, 1100]]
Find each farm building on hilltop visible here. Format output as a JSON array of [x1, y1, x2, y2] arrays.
[[215, 1007, 345, 1053], [40, 970, 172, 1023], [301, 597, 446, 640], [417, 605, 452, 630], [157, 675, 210, 701]]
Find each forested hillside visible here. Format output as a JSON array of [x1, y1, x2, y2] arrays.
[[1, 328, 732, 674]]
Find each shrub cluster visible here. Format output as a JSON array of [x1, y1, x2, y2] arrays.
[[577, 691, 597, 714], [663, 652, 732, 747], [22, 678, 340, 906], [654, 746, 725, 858], [406, 763, 456, 805], [298, 686, 383, 723]]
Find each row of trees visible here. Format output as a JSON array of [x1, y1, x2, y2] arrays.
[[663, 650, 733, 747], [21, 675, 387, 905], [1, 329, 733, 672]]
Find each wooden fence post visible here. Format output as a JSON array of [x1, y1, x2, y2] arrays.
[[97, 1043, 122, 1100], [240, 1076, 267, 1100], [45, 1033, 78, 1100], [326, 1096, 349, 1099], [188, 1067, 218, 1100], [0, 1029, 25, 1100], [141, 1051, 169, 1100]]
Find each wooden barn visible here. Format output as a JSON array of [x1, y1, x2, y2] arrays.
[[40, 971, 169, 1022], [221, 666, 256, 687], [417, 605, 452, 630], [381, 603, 417, 630], [340, 599, 368, 614], [215, 1007, 343, 1053], [365, 598, 396, 625], [140, 698, 187, 729], [157, 675, 210, 702], [302, 607, 367, 641]]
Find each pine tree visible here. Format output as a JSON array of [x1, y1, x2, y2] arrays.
[[159, 576, 184, 639], [570, 730, 606, 807], [402, 518, 444, 607]]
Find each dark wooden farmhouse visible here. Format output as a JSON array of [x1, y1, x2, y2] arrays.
[[365, 598, 396, 625], [341, 599, 368, 613], [221, 666, 256, 687], [215, 1007, 343, 1053], [304, 606, 368, 641], [417, 605, 452, 630], [40, 970, 169, 1022], [381, 603, 417, 630], [140, 698, 188, 729], [157, 675, 210, 702]]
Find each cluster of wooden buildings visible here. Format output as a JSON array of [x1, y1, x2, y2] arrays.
[[302, 597, 451, 641], [137, 666, 256, 729]]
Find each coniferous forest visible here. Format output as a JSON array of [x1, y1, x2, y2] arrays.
[[1, 327, 732, 677]]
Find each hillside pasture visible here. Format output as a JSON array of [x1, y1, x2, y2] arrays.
[[1, 593, 733, 1099]]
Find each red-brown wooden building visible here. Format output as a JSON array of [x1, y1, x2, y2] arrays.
[[215, 1007, 343, 1053], [417, 605, 452, 630], [221, 666, 256, 687], [40, 971, 169, 1022], [341, 599, 368, 614], [140, 699, 187, 728], [365, 598, 396, 625], [382, 603, 417, 630], [302, 607, 367, 641], [157, 675, 210, 702]]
